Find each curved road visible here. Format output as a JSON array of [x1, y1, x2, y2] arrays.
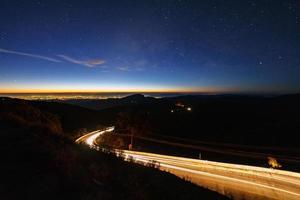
[[76, 127, 300, 200]]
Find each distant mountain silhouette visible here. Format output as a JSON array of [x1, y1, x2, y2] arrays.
[[61, 93, 300, 111], [2, 94, 300, 149], [61, 94, 156, 110]]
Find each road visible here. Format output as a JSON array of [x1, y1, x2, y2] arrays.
[[76, 127, 300, 200], [114, 133, 300, 165]]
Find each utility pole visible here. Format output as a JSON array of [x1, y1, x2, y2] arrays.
[[129, 133, 133, 150]]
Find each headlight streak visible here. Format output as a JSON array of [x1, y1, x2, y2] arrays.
[[76, 127, 300, 200]]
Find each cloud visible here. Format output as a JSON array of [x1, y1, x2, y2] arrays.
[[58, 55, 105, 67], [116, 60, 147, 72], [117, 66, 131, 71], [0, 48, 61, 62], [0, 48, 106, 68]]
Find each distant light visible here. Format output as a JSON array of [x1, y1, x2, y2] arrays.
[[175, 102, 185, 108], [187, 107, 192, 111], [268, 157, 282, 169], [170, 110, 174, 113]]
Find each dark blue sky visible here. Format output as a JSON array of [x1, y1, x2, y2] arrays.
[[0, 0, 299, 93]]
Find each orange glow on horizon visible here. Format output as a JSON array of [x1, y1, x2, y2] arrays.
[[0, 86, 229, 94]]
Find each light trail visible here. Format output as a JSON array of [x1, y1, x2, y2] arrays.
[[75, 127, 114, 148], [76, 128, 300, 200], [130, 155, 300, 198]]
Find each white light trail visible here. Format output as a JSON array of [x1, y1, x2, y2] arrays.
[[75, 127, 300, 200]]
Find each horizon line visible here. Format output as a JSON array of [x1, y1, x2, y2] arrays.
[[0, 87, 299, 95], [0, 91, 299, 96]]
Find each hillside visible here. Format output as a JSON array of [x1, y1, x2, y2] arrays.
[[0, 97, 228, 200], [61, 94, 300, 148]]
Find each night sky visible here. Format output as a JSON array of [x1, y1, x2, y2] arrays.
[[0, 0, 299, 93]]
